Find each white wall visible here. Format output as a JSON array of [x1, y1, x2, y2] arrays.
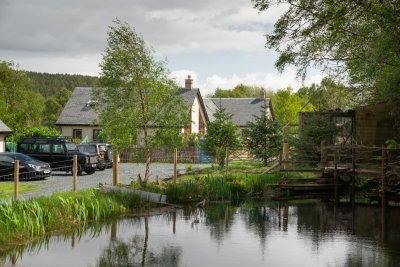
[[0, 135, 5, 152], [190, 96, 200, 133], [60, 126, 101, 142]]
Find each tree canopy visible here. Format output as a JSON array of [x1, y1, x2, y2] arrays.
[[208, 84, 273, 98], [202, 107, 241, 167], [0, 61, 44, 132], [253, 0, 400, 103], [243, 105, 281, 164]]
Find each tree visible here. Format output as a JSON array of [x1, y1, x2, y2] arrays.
[[271, 88, 314, 128], [202, 107, 241, 167], [208, 84, 273, 98], [243, 106, 281, 164], [93, 19, 187, 184], [296, 78, 355, 112], [0, 61, 44, 132], [253, 0, 400, 103], [42, 88, 72, 127]]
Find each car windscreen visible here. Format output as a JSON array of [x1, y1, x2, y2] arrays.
[[66, 143, 78, 151], [78, 145, 97, 154], [13, 153, 33, 162]]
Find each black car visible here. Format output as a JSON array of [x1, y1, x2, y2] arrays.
[[0, 152, 51, 181], [77, 143, 106, 171], [17, 137, 98, 175]]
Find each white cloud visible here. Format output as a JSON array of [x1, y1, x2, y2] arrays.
[[172, 68, 324, 96]]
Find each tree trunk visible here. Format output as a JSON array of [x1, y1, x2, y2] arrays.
[[144, 149, 151, 184]]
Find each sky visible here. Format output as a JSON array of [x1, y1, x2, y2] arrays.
[[0, 0, 323, 95]]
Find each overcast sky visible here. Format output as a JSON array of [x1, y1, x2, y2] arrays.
[[0, 0, 322, 95]]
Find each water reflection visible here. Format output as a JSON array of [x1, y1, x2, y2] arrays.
[[1, 200, 400, 267]]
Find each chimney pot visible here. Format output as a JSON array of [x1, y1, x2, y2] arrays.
[[185, 75, 193, 89]]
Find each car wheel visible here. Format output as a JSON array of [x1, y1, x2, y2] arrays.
[[85, 167, 96, 175], [77, 164, 83, 176]]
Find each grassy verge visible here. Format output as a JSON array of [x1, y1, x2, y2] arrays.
[[0, 182, 39, 200], [0, 189, 153, 248]]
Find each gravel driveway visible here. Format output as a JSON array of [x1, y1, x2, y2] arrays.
[[20, 163, 206, 200]]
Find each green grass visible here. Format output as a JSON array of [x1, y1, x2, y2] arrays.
[[0, 182, 39, 200], [144, 161, 322, 204], [0, 189, 153, 248]]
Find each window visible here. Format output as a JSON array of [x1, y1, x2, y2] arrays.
[[73, 129, 82, 140], [93, 129, 101, 142], [52, 144, 65, 154]]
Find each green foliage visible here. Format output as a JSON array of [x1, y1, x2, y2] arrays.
[[0, 61, 44, 132], [26, 71, 97, 97], [296, 113, 338, 160], [182, 133, 201, 148], [296, 78, 356, 111], [243, 106, 282, 164], [208, 84, 273, 98], [11, 126, 60, 142], [253, 0, 400, 103], [202, 107, 241, 167], [271, 88, 314, 131], [0, 189, 152, 245], [94, 19, 188, 182], [42, 88, 72, 127]]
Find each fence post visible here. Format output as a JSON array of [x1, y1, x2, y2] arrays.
[[73, 154, 78, 192], [282, 143, 289, 170], [113, 151, 120, 186], [14, 160, 19, 201], [320, 140, 327, 167], [173, 148, 178, 184], [381, 146, 387, 208]]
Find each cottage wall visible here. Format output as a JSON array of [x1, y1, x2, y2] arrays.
[[0, 135, 5, 152]]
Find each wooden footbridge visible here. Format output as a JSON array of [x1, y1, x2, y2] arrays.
[[273, 142, 400, 204]]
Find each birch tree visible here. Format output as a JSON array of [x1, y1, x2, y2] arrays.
[[94, 19, 187, 184]]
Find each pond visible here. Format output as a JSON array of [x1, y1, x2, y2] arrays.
[[1, 200, 400, 267]]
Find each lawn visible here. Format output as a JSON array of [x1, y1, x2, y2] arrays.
[[0, 182, 39, 200]]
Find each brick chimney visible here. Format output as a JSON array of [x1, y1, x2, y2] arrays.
[[259, 89, 266, 99], [185, 75, 193, 89]]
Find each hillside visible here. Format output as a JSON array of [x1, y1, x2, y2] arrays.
[[26, 71, 98, 97]]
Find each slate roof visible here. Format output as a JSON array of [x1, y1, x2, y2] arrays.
[[0, 120, 12, 134], [56, 87, 210, 126], [205, 98, 272, 127], [56, 87, 99, 126]]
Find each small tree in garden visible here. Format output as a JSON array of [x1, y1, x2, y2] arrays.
[[202, 107, 241, 167], [296, 113, 338, 161], [243, 107, 281, 164]]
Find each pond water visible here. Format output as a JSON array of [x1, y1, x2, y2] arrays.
[[1, 200, 400, 267]]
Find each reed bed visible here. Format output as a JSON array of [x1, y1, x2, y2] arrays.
[[0, 189, 152, 246]]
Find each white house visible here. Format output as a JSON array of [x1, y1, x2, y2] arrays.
[[56, 76, 209, 141], [0, 120, 12, 152]]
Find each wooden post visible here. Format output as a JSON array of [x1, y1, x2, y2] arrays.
[[73, 154, 78, 192], [381, 147, 387, 208], [282, 143, 289, 170], [334, 162, 338, 205], [14, 160, 19, 201], [113, 151, 119, 186], [173, 148, 178, 184], [320, 140, 327, 167], [225, 147, 229, 175]]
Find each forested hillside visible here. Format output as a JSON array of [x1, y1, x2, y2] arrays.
[[26, 71, 98, 97]]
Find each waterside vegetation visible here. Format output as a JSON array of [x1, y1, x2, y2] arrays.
[[0, 189, 153, 250]]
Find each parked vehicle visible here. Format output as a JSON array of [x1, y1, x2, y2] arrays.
[[0, 152, 51, 180], [17, 137, 98, 175], [77, 143, 106, 171]]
